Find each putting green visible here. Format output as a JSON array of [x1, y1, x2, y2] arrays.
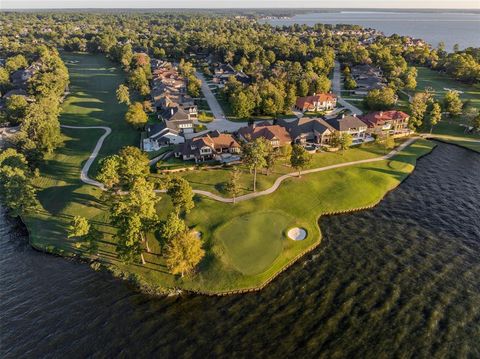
[[217, 211, 292, 275]]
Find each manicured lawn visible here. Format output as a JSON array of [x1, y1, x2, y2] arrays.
[[157, 139, 409, 197], [412, 67, 480, 111], [23, 52, 138, 259], [217, 211, 290, 275]]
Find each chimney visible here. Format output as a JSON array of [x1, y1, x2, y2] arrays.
[[342, 114, 345, 118], [380, 111, 383, 117], [353, 113, 357, 117], [171, 108, 174, 116]]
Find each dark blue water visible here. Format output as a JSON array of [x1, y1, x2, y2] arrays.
[[261, 11, 480, 50], [1, 142, 479, 358]]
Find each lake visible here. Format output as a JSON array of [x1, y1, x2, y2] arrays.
[[260, 11, 480, 51], [1, 142, 479, 357]]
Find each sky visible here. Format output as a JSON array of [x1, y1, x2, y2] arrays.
[[1, 0, 479, 9]]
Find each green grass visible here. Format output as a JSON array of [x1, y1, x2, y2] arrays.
[[22, 53, 437, 294], [158, 139, 407, 197], [412, 67, 480, 111], [217, 211, 289, 275], [23, 52, 138, 260]]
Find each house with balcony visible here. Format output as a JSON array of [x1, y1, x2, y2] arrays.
[[360, 111, 411, 137], [278, 117, 336, 146], [325, 114, 370, 144], [294, 93, 337, 112]]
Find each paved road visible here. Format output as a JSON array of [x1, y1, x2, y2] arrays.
[[333, 61, 364, 115], [195, 71, 246, 133], [67, 124, 418, 204]]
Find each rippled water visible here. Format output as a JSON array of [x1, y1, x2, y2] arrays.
[[1, 142, 479, 358]]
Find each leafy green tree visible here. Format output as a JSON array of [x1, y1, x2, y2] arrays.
[[167, 177, 195, 214], [17, 96, 62, 160], [0, 67, 9, 89], [116, 84, 130, 105], [280, 143, 292, 164], [429, 102, 442, 133], [344, 76, 357, 90], [97, 155, 121, 190], [409, 92, 431, 130], [125, 102, 147, 129], [443, 90, 463, 117], [158, 212, 187, 248], [5, 54, 28, 73], [0, 148, 38, 217], [5, 95, 28, 125], [225, 166, 241, 203], [290, 144, 311, 177], [333, 132, 353, 154], [129, 67, 149, 96], [231, 91, 255, 119], [117, 146, 150, 187], [164, 230, 205, 277], [403, 67, 417, 90], [242, 138, 269, 192], [110, 177, 159, 264], [364, 87, 397, 110], [187, 75, 201, 97], [67, 216, 91, 239]]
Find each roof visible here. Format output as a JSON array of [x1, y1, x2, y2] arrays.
[[295, 93, 337, 110], [279, 117, 335, 139], [2, 89, 28, 99], [360, 111, 410, 127], [176, 131, 240, 158], [237, 123, 291, 145], [326, 115, 368, 131]]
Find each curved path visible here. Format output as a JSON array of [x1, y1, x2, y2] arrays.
[[63, 124, 417, 204], [60, 125, 111, 190]]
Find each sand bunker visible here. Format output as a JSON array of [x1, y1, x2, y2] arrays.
[[287, 227, 307, 241]]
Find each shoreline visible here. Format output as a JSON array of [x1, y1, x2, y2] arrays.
[[18, 140, 440, 297]]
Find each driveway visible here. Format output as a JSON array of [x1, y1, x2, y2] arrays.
[[195, 71, 247, 133], [333, 61, 364, 115]]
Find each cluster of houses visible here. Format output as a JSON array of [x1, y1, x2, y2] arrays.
[[143, 60, 198, 151], [168, 110, 411, 164], [350, 64, 386, 95]]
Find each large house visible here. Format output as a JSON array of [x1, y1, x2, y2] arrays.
[[237, 122, 291, 148], [174, 131, 241, 163], [294, 93, 337, 112], [360, 111, 411, 137], [213, 63, 250, 86], [278, 117, 336, 146], [325, 114, 369, 144], [142, 123, 185, 152], [350, 64, 386, 95]]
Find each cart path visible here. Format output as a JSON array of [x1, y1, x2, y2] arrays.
[[63, 124, 418, 203]]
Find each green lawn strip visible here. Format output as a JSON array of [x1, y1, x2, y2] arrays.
[[156, 139, 407, 197]]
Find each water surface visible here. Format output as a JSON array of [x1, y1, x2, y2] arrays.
[[1, 142, 479, 357], [261, 11, 480, 50]]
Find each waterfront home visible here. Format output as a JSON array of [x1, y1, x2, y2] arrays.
[[360, 111, 411, 137], [294, 93, 337, 112], [325, 114, 370, 144], [174, 131, 241, 163], [278, 117, 335, 146], [237, 122, 292, 148]]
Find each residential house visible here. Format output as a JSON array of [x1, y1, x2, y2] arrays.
[[360, 111, 411, 137], [325, 114, 369, 144], [237, 122, 291, 148], [142, 123, 185, 152], [174, 131, 241, 163], [160, 107, 194, 133], [278, 117, 336, 146], [213, 63, 250, 86], [350, 64, 386, 95], [294, 93, 337, 112]]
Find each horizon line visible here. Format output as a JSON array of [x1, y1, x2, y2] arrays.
[[2, 7, 479, 10]]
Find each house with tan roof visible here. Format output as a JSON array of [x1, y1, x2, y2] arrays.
[[278, 117, 336, 146], [360, 111, 411, 137], [174, 131, 241, 163], [237, 122, 291, 148], [294, 93, 337, 112], [325, 114, 369, 144]]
